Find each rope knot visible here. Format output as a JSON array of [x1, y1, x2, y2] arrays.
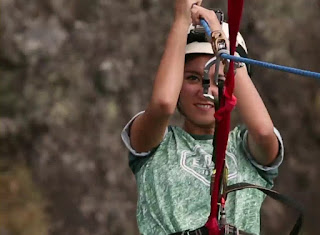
[[214, 92, 237, 121]]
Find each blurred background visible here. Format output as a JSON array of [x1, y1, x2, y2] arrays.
[[1, 0, 320, 234]]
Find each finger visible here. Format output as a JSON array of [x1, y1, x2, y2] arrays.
[[191, 0, 202, 9], [193, 5, 221, 30], [191, 7, 200, 25]]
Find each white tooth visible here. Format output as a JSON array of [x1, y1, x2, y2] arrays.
[[197, 104, 211, 108]]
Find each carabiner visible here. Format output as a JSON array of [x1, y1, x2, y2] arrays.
[[203, 56, 217, 103]]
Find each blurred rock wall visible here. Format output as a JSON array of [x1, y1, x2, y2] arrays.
[[1, 0, 319, 234]]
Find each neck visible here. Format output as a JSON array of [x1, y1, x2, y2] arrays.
[[183, 119, 215, 135]]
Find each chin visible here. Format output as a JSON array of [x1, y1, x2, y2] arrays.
[[184, 112, 216, 128], [194, 118, 215, 128]]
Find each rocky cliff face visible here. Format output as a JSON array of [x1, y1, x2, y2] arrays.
[[1, 0, 319, 234]]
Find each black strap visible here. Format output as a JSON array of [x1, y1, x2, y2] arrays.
[[170, 226, 208, 235], [225, 183, 303, 235]]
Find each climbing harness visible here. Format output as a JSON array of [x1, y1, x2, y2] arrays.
[[171, 1, 320, 233], [200, 3, 305, 235], [190, 6, 308, 235]]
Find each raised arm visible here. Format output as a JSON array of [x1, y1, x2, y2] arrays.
[[130, 0, 202, 153], [234, 67, 279, 166], [191, 5, 279, 165]]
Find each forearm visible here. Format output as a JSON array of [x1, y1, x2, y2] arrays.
[[149, 18, 190, 115], [234, 67, 279, 165]]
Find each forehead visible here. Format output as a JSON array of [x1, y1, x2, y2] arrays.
[[184, 54, 223, 74]]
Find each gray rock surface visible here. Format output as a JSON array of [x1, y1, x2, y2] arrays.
[[1, 0, 319, 234]]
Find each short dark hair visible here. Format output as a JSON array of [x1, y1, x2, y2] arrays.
[[185, 53, 204, 64]]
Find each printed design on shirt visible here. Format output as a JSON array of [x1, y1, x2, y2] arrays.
[[180, 145, 214, 186], [180, 145, 238, 186]]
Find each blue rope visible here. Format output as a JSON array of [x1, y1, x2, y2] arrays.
[[200, 19, 320, 80], [200, 19, 212, 38], [221, 54, 320, 79]]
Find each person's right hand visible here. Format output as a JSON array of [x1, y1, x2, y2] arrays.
[[174, 0, 202, 25], [190, 5, 221, 32]]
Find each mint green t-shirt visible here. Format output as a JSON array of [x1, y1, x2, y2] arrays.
[[121, 113, 284, 235]]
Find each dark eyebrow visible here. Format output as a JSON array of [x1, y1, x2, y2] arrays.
[[184, 71, 225, 78], [184, 70, 202, 76]]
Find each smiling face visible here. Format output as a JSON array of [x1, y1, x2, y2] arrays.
[[179, 54, 224, 135]]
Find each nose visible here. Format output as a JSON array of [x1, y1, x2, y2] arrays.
[[209, 80, 219, 97], [196, 80, 218, 101]]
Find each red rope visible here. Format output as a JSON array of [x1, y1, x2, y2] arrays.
[[205, 1, 244, 234]]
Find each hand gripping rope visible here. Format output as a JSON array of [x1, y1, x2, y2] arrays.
[[200, 0, 311, 234]]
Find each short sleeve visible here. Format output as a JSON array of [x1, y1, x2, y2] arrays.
[[121, 111, 168, 157], [242, 127, 284, 182], [121, 111, 151, 157], [121, 111, 169, 173]]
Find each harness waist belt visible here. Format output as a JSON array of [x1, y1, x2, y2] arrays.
[[170, 226, 208, 235]]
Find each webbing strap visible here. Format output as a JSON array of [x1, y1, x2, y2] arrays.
[[205, 1, 244, 234], [226, 183, 304, 235]]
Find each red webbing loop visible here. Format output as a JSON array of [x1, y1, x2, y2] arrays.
[[205, 1, 244, 234], [214, 93, 237, 122]]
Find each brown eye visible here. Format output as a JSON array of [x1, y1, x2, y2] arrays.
[[186, 75, 201, 82]]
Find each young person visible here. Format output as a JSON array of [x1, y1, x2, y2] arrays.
[[121, 1, 283, 234]]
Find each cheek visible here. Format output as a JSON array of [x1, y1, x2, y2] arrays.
[[210, 86, 219, 96], [181, 83, 199, 96], [179, 84, 202, 114], [180, 84, 195, 103]]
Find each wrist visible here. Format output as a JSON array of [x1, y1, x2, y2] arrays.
[[173, 15, 191, 28]]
